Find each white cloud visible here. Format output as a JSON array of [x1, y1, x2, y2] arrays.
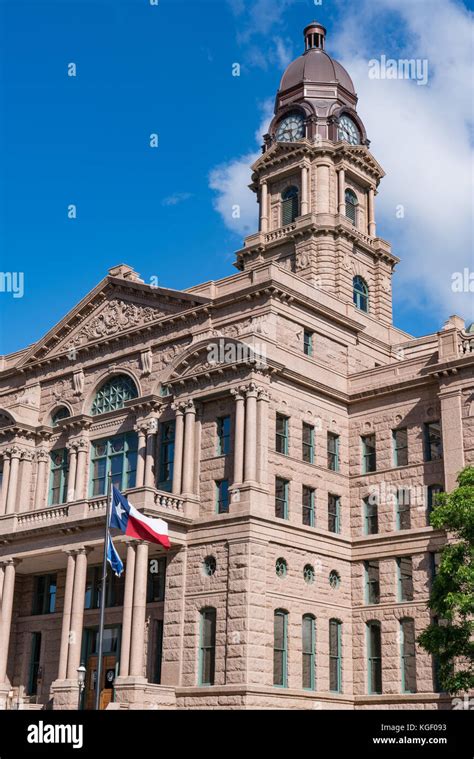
[[162, 192, 193, 207]]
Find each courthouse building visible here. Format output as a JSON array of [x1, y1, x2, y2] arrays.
[[0, 22, 473, 710]]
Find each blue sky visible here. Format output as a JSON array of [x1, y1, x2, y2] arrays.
[[1, 0, 473, 354]]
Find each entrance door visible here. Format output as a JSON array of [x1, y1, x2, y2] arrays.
[[84, 654, 117, 710]]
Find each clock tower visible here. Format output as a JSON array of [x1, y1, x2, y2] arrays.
[[235, 21, 398, 328]]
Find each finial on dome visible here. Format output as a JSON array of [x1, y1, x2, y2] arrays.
[[304, 21, 326, 51]]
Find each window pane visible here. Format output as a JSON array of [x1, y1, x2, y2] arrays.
[[273, 611, 287, 686], [401, 619, 417, 693]]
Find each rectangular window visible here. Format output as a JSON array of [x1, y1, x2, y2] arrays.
[[303, 329, 313, 357], [273, 610, 288, 687], [28, 632, 42, 696], [216, 479, 229, 514], [424, 421, 442, 461], [276, 414, 289, 455], [153, 619, 164, 685], [302, 615, 316, 690], [429, 552, 441, 587], [84, 566, 125, 609], [393, 428, 408, 467], [90, 433, 138, 497], [328, 494, 341, 534], [158, 421, 175, 490], [427, 485, 443, 522], [32, 574, 57, 615], [199, 608, 216, 686], [400, 619, 417, 693], [367, 623, 382, 695], [302, 485, 315, 527], [327, 433, 340, 471], [302, 423, 315, 464], [49, 449, 68, 505], [365, 561, 380, 605], [216, 416, 231, 456], [329, 619, 342, 693], [147, 556, 167, 603], [361, 434, 376, 473], [275, 477, 289, 520], [397, 557, 414, 601], [396, 488, 411, 530], [364, 496, 378, 535]]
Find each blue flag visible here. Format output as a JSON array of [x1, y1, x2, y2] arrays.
[[107, 534, 124, 577]]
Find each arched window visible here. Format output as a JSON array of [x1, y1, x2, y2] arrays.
[[91, 375, 138, 416], [400, 618, 417, 693], [367, 621, 382, 694], [353, 276, 369, 313], [329, 619, 342, 692], [199, 607, 216, 686], [51, 406, 70, 427], [302, 615, 316, 690], [345, 189, 358, 225], [274, 609, 288, 687], [281, 186, 299, 225]]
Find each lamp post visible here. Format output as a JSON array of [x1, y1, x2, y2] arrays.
[[77, 664, 86, 711]]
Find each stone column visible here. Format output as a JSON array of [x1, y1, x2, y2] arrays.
[[0, 558, 20, 684], [181, 401, 196, 495], [119, 542, 136, 677], [260, 180, 268, 233], [338, 167, 345, 214], [172, 404, 184, 495], [244, 384, 258, 484], [129, 542, 149, 678], [1, 452, 10, 515], [368, 187, 376, 236], [232, 389, 245, 485], [5, 446, 21, 515], [57, 551, 76, 680], [66, 547, 89, 679], [301, 165, 309, 215], [66, 444, 77, 503], [439, 389, 465, 491], [18, 449, 34, 513], [34, 449, 49, 510], [74, 440, 88, 501], [135, 425, 147, 488], [145, 421, 157, 488], [256, 388, 270, 487], [316, 163, 330, 214], [0, 564, 4, 606]]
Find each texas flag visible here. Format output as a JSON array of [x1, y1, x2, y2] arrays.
[[109, 486, 170, 549]]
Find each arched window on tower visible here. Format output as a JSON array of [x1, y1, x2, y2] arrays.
[[281, 186, 299, 226], [353, 276, 369, 313], [51, 406, 70, 427], [345, 189, 358, 225], [91, 374, 138, 416]]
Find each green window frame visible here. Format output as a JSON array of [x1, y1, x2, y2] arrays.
[[275, 477, 289, 520], [392, 428, 408, 467], [424, 421, 442, 462], [216, 416, 231, 456], [353, 275, 368, 311], [365, 560, 380, 605], [91, 374, 138, 416], [28, 632, 42, 696], [48, 449, 68, 506], [302, 485, 315, 527], [345, 190, 358, 225], [302, 423, 315, 463], [329, 619, 342, 693], [302, 615, 316, 690], [396, 488, 411, 530], [361, 434, 376, 473], [397, 557, 414, 602], [281, 186, 299, 225], [400, 618, 417, 693], [367, 622, 382, 695], [158, 420, 175, 491], [216, 479, 229, 514], [327, 432, 340, 471], [427, 484, 443, 523], [90, 433, 137, 497], [32, 574, 57, 615], [328, 493, 341, 534], [199, 607, 216, 686], [364, 496, 378, 535], [276, 413, 289, 455], [273, 609, 288, 687], [303, 329, 313, 357]]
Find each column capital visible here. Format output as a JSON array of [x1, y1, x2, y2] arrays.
[[0, 557, 22, 569], [183, 399, 196, 414], [256, 386, 271, 402], [35, 448, 50, 463], [6, 445, 23, 460], [66, 441, 77, 453], [171, 401, 185, 414], [75, 545, 93, 557], [230, 387, 246, 402], [245, 382, 259, 399], [20, 448, 34, 462]]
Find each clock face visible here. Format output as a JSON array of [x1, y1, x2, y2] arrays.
[[338, 115, 360, 145], [275, 113, 305, 142]]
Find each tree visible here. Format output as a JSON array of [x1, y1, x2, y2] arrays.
[[418, 466, 474, 694]]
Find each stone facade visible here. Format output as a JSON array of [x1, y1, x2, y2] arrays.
[[0, 22, 473, 711]]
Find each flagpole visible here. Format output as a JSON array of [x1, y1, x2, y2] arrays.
[[94, 472, 112, 711]]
